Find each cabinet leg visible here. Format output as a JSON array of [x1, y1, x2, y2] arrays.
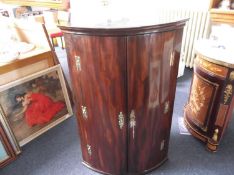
[[206, 140, 218, 152]]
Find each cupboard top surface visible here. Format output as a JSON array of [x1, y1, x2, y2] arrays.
[[59, 18, 187, 36], [195, 39, 234, 68]]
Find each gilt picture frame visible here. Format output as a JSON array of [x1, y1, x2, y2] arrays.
[[0, 65, 73, 146]]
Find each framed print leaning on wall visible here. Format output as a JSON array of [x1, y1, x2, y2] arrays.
[[0, 65, 73, 146]]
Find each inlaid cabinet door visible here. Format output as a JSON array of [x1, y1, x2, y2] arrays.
[[69, 35, 127, 175], [187, 73, 219, 132], [187, 58, 227, 136], [127, 31, 176, 173]]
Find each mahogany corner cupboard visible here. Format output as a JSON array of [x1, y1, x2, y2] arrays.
[[60, 19, 187, 175]]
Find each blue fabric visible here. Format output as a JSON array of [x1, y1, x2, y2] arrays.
[[0, 140, 8, 162]]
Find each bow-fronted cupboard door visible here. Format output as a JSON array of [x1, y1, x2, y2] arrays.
[[127, 29, 184, 174], [64, 34, 128, 175]]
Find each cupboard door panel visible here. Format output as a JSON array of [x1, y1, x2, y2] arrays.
[[71, 35, 127, 175], [187, 73, 219, 132], [64, 33, 88, 168], [159, 29, 184, 160], [127, 32, 175, 173]]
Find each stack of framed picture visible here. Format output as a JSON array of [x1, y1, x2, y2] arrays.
[[0, 116, 18, 168], [0, 65, 73, 167]]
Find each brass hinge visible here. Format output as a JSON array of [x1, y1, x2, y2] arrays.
[[130, 110, 136, 139], [164, 101, 170, 114], [118, 112, 124, 129], [81, 106, 88, 119], [160, 140, 165, 151], [87, 144, 92, 156], [170, 51, 175, 67], [75, 56, 81, 71]]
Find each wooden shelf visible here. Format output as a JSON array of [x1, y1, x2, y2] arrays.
[[210, 9, 234, 24], [209, 0, 234, 24], [0, 21, 56, 85], [0, 48, 53, 72]]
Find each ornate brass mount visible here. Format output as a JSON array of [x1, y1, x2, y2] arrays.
[[87, 144, 92, 156], [81, 106, 88, 119], [224, 84, 232, 104], [118, 112, 124, 129], [75, 56, 81, 71], [164, 101, 170, 114], [130, 110, 136, 139]]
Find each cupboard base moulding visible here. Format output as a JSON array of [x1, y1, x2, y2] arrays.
[[82, 158, 168, 175]]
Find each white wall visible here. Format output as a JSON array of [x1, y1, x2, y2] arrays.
[[70, 0, 211, 26]]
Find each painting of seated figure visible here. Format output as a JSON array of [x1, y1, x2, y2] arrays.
[[0, 65, 73, 146]]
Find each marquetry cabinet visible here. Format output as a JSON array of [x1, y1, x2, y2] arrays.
[[60, 19, 186, 175], [184, 39, 234, 152]]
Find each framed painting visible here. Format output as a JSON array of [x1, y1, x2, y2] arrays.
[[12, 6, 32, 18], [0, 122, 17, 168], [0, 65, 73, 146]]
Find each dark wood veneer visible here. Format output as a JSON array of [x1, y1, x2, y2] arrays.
[[61, 20, 186, 175]]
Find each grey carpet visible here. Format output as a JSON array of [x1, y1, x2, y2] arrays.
[[1, 48, 233, 175]]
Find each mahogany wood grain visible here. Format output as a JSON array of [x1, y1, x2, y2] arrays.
[[65, 34, 127, 175], [61, 20, 186, 174], [127, 31, 175, 173]]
